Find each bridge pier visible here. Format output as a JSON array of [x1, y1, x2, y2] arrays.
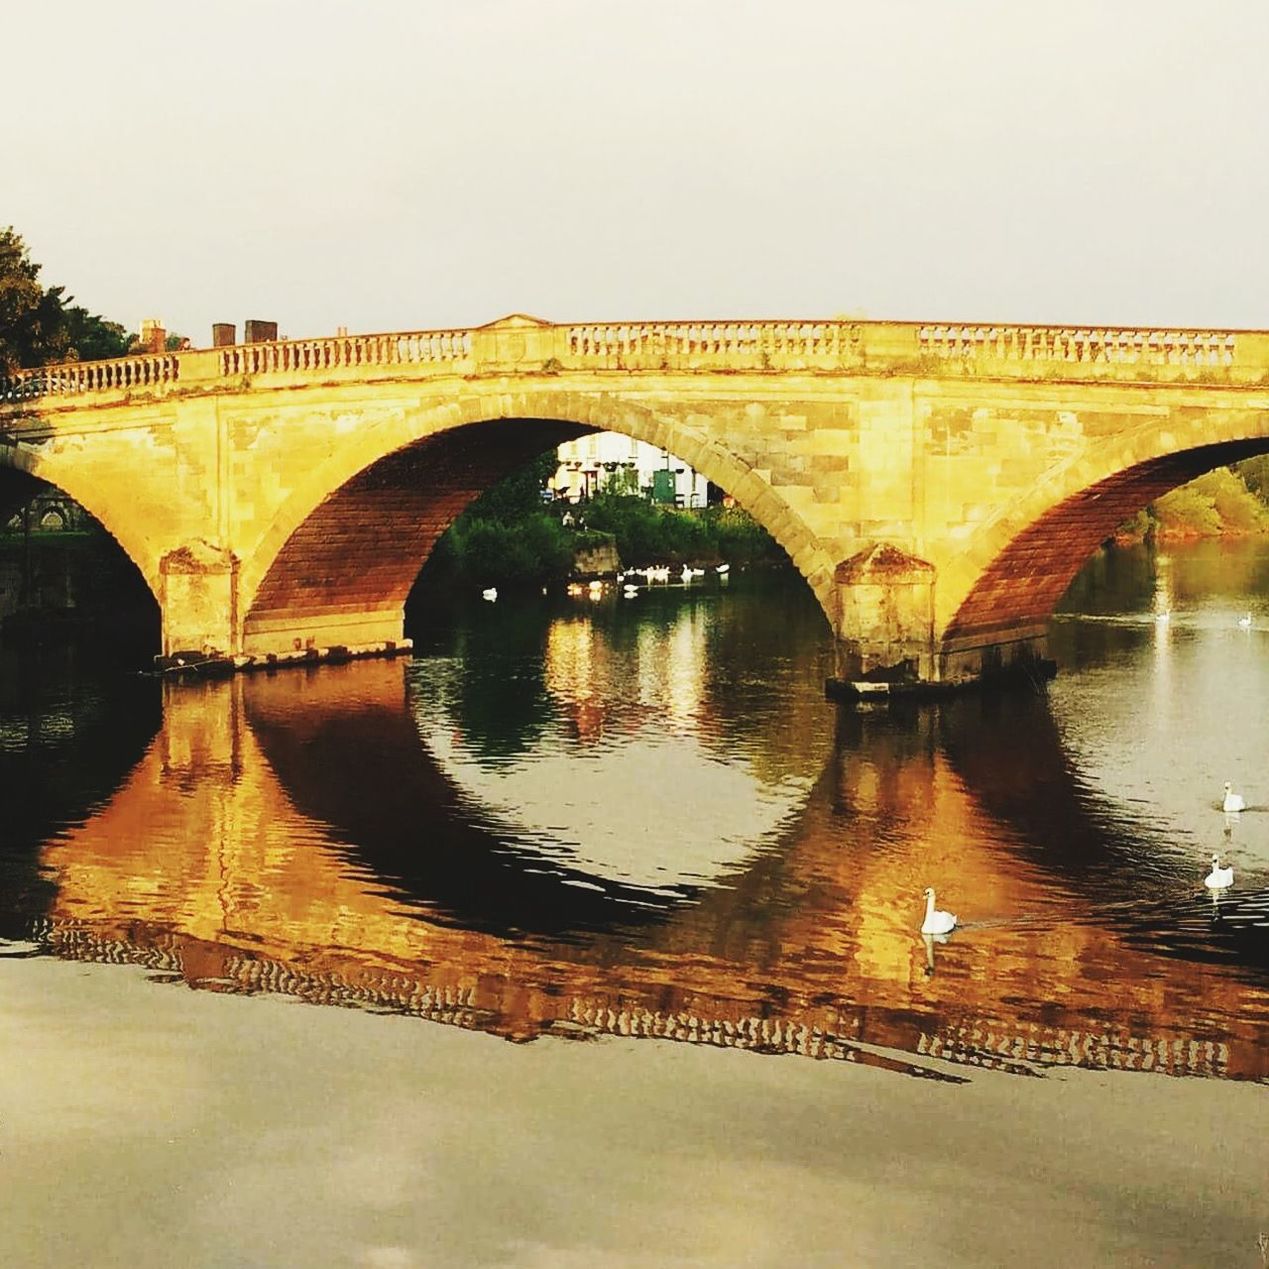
[[159, 541, 240, 658], [157, 541, 412, 674], [826, 542, 1056, 700], [829, 544, 937, 684]]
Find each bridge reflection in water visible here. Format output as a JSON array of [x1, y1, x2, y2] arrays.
[[24, 659, 1269, 1084]]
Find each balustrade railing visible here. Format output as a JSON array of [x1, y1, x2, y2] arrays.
[[916, 324, 1237, 367], [0, 319, 1254, 408], [217, 329, 471, 376], [564, 320, 861, 363], [0, 352, 178, 403]]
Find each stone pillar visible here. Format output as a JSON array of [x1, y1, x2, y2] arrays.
[[829, 542, 936, 685], [159, 540, 240, 659], [212, 323, 237, 347]]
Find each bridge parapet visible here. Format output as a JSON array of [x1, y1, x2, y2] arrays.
[[0, 350, 179, 403], [215, 328, 474, 377], [4, 316, 1268, 412], [916, 323, 1238, 368]]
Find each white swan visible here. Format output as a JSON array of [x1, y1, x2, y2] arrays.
[[481, 587, 497, 602], [715, 563, 730, 574], [1204, 854, 1234, 890], [1222, 781, 1246, 813], [920, 887, 958, 936], [1238, 612, 1252, 629]]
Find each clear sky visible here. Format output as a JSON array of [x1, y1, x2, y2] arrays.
[[8, 0, 1268, 344]]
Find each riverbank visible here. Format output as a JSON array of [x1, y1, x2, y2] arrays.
[[3, 950, 1266, 1269], [1110, 464, 1269, 545]]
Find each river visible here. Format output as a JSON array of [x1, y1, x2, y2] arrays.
[[2, 540, 1267, 1268]]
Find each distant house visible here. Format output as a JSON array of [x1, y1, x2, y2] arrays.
[[552, 433, 708, 507]]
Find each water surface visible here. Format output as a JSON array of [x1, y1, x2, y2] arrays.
[[2, 544, 1268, 1266]]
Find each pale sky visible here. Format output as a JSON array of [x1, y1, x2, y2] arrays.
[[8, 0, 1269, 344]]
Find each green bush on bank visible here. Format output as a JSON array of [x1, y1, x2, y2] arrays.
[[429, 513, 575, 586], [577, 494, 789, 569], [1116, 463, 1269, 542], [424, 482, 791, 587]]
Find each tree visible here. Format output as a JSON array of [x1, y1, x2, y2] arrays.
[[63, 305, 130, 362], [0, 226, 131, 373], [462, 450, 557, 522]]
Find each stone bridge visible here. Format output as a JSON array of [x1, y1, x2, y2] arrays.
[[2, 315, 1267, 686]]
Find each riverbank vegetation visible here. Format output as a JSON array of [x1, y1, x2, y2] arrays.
[[416, 453, 791, 589], [1114, 459, 1269, 543]]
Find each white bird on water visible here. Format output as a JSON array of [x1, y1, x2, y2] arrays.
[[1154, 610, 1171, 624], [1223, 782, 1246, 814], [920, 888, 958, 936], [1204, 854, 1234, 890], [481, 587, 498, 602], [1238, 612, 1253, 629]]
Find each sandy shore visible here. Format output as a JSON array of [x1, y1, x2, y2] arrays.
[[1, 952, 1266, 1268]]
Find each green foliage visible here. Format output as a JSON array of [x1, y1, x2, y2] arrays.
[[1115, 462, 1269, 541], [63, 306, 131, 361], [1208, 466, 1269, 532], [435, 512, 573, 585], [1149, 467, 1267, 538], [576, 492, 788, 568], [0, 226, 131, 373], [463, 450, 557, 522], [1236, 454, 1269, 502], [1152, 481, 1223, 536], [1113, 506, 1155, 542], [426, 466, 790, 588]]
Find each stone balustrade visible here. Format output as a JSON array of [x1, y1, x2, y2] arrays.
[[218, 329, 471, 377], [0, 351, 179, 403], [0, 316, 1259, 408], [916, 324, 1238, 367], [564, 319, 864, 366]]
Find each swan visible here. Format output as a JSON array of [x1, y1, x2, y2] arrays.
[[481, 587, 497, 602], [715, 563, 730, 574], [1222, 781, 1246, 813], [920, 887, 958, 936], [1238, 612, 1253, 629], [1204, 854, 1234, 890]]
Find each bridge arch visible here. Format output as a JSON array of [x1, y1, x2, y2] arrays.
[[937, 411, 1269, 664], [239, 390, 837, 655], [0, 442, 162, 602]]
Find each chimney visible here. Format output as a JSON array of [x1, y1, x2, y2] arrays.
[[139, 318, 166, 353], [244, 319, 278, 344], [212, 323, 237, 348]]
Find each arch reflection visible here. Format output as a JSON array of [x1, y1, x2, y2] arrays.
[[19, 647, 1269, 1083]]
